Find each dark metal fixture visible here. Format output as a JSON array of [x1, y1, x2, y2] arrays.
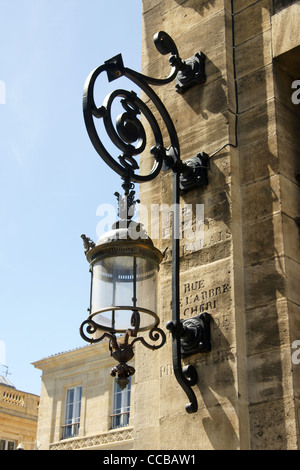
[[80, 192, 166, 391], [80, 32, 211, 412]]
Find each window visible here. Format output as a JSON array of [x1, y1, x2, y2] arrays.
[[0, 439, 16, 450], [62, 386, 82, 439], [111, 377, 131, 429]]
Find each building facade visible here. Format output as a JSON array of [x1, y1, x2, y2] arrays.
[[0, 376, 39, 450], [34, 0, 300, 450], [33, 343, 135, 450], [135, 0, 300, 450]]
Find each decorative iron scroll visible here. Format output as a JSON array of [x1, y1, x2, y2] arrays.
[[83, 31, 206, 190], [79, 315, 166, 390]]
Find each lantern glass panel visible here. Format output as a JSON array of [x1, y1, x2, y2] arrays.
[[91, 255, 158, 332]]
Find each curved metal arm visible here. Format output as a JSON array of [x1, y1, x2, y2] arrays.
[[131, 326, 166, 350], [79, 318, 114, 344], [130, 31, 180, 86], [166, 319, 198, 413], [166, 170, 199, 413], [82, 32, 183, 185]]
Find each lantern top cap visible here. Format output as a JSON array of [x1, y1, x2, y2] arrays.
[[96, 220, 153, 246], [83, 220, 163, 266]]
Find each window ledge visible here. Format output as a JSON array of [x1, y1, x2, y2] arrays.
[[49, 427, 134, 450]]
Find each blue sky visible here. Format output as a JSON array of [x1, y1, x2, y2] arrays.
[[0, 0, 142, 395]]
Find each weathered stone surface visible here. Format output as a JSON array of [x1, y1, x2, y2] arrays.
[[138, 0, 300, 451], [234, 0, 272, 46], [244, 257, 286, 309], [272, 2, 300, 56], [246, 299, 290, 355], [249, 397, 298, 450], [243, 213, 284, 265], [159, 402, 240, 450], [235, 30, 273, 79], [239, 135, 279, 185], [241, 174, 281, 222]]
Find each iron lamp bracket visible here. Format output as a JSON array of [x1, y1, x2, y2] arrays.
[[173, 51, 206, 94], [179, 152, 209, 192], [166, 313, 211, 413], [166, 312, 211, 358], [82, 31, 211, 414], [180, 312, 212, 356]]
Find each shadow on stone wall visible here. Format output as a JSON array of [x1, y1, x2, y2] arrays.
[[173, 0, 216, 16], [177, 0, 291, 450]]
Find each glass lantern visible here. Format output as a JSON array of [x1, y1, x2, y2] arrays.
[[83, 221, 163, 340]]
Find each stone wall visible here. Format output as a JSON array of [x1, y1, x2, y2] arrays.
[[33, 343, 135, 450], [133, 0, 300, 450], [0, 384, 39, 450]]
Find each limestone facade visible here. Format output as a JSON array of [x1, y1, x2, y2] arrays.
[[134, 0, 300, 450], [0, 380, 39, 450], [32, 343, 135, 450]]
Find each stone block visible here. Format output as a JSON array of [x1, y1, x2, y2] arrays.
[[272, 2, 300, 57], [273, 60, 300, 116], [241, 174, 281, 222], [240, 135, 279, 185], [249, 397, 298, 449], [244, 256, 286, 310], [133, 427, 160, 450], [238, 99, 277, 148], [280, 176, 300, 221], [285, 257, 300, 306], [235, 30, 272, 79], [275, 100, 300, 148], [282, 214, 300, 264], [243, 213, 284, 266], [245, 299, 290, 355], [192, 347, 238, 405], [234, 0, 260, 13], [159, 401, 240, 449], [278, 136, 300, 185], [289, 301, 300, 395], [237, 64, 275, 114], [234, 0, 272, 46], [247, 346, 293, 404]]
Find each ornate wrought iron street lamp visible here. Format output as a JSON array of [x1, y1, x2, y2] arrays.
[[80, 192, 166, 391], [80, 32, 211, 412]]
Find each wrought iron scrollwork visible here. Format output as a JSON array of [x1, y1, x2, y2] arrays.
[[82, 37, 179, 186], [79, 314, 166, 390], [131, 326, 167, 351], [79, 318, 109, 344], [83, 31, 207, 191]]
